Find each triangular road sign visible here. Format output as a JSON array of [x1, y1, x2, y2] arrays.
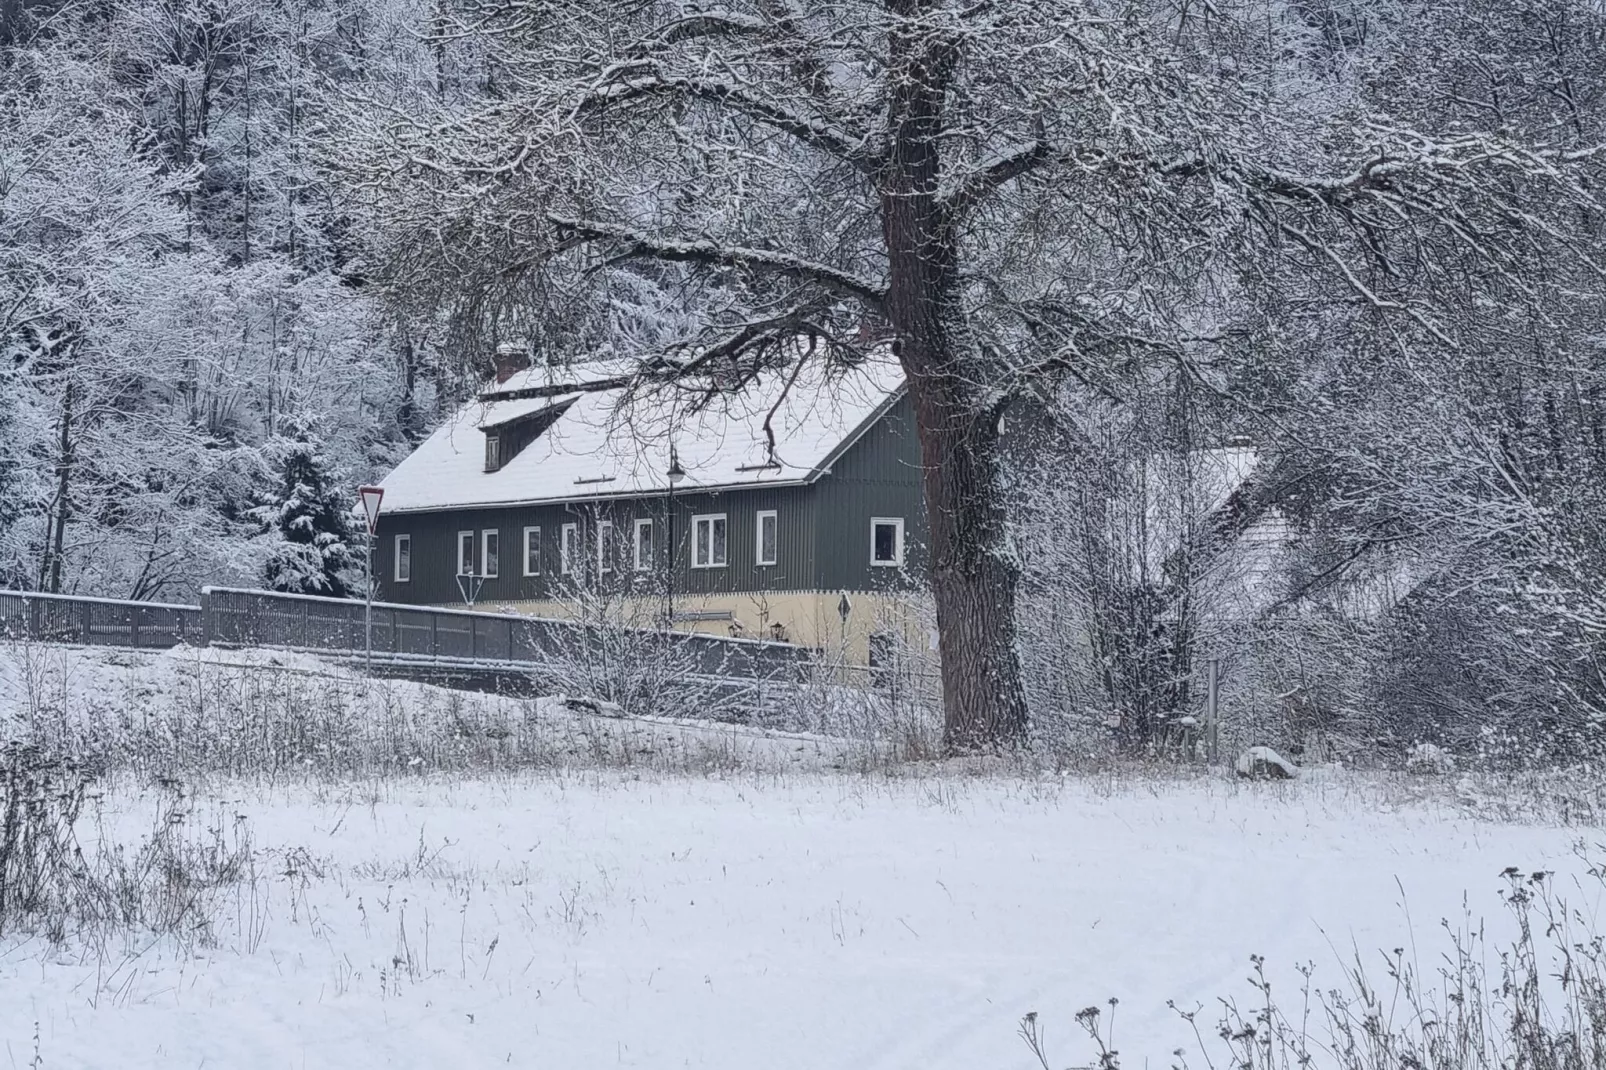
[[358, 485, 385, 536]]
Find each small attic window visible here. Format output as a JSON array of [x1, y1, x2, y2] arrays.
[[481, 398, 574, 474]]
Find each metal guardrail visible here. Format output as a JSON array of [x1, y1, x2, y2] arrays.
[[0, 587, 814, 684], [0, 590, 203, 649]]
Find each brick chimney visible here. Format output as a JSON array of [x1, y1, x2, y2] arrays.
[[493, 343, 531, 384]]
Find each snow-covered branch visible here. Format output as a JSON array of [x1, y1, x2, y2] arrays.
[[549, 215, 887, 310], [580, 71, 876, 172]]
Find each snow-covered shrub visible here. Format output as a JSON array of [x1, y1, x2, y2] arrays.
[[1406, 742, 1456, 776], [0, 743, 260, 948], [0, 743, 97, 940]]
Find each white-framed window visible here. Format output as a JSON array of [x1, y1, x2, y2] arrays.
[[633, 518, 653, 571], [870, 517, 904, 567], [394, 534, 411, 583], [523, 526, 541, 576], [692, 514, 727, 568], [598, 521, 615, 574], [755, 510, 777, 566], [560, 523, 578, 575], [457, 531, 474, 576], [482, 529, 500, 578]]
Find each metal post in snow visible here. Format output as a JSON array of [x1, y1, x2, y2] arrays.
[[357, 486, 385, 674], [365, 531, 374, 672], [1206, 656, 1220, 763]]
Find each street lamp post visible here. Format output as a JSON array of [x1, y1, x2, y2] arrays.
[[665, 447, 685, 629]]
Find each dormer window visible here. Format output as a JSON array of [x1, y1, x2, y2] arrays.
[[481, 398, 575, 474]]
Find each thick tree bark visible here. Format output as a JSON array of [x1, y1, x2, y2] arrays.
[[908, 374, 1032, 750], [882, 0, 1030, 750]]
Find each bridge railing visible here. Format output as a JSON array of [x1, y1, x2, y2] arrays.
[[0, 590, 202, 649], [0, 587, 815, 684], [201, 586, 814, 682]]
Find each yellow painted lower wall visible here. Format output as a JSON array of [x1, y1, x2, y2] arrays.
[[461, 590, 934, 666]]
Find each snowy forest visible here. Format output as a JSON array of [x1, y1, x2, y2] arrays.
[[0, 0, 457, 602], [4, 0, 1606, 756]]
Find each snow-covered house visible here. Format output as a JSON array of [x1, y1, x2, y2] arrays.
[[371, 352, 928, 659]]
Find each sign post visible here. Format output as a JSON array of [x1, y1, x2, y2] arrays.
[[358, 486, 385, 672], [455, 572, 485, 609]]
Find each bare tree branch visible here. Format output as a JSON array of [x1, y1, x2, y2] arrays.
[[549, 214, 887, 310], [580, 71, 877, 172], [942, 124, 1050, 220]]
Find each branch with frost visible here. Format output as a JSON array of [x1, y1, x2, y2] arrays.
[[550, 215, 887, 310], [942, 122, 1051, 220], [578, 69, 875, 172], [622, 9, 840, 110], [480, 303, 838, 403], [1075, 130, 1604, 234], [627, 12, 769, 52]]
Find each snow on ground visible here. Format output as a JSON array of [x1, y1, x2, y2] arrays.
[[0, 769, 1592, 1070], [0, 642, 1597, 1068]]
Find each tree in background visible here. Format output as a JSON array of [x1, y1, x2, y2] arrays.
[[340, 0, 1604, 751], [0, 0, 434, 598], [0, 356, 28, 589], [251, 418, 360, 598]]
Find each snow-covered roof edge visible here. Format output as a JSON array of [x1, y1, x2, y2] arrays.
[[378, 380, 910, 516]]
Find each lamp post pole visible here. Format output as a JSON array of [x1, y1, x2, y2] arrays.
[[665, 447, 685, 630]]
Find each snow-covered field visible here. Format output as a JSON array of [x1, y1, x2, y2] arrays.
[[0, 769, 1592, 1069], [0, 643, 1599, 1068]]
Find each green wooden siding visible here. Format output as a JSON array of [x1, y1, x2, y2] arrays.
[[374, 485, 823, 605], [811, 393, 928, 592], [373, 393, 929, 605]]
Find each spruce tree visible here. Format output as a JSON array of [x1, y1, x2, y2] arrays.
[[252, 418, 360, 598]]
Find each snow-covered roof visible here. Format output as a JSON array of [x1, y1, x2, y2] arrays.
[[377, 355, 906, 515]]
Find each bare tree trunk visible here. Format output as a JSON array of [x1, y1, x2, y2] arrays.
[[911, 379, 1031, 749], [883, 0, 1029, 750], [397, 331, 423, 442], [42, 379, 73, 593]]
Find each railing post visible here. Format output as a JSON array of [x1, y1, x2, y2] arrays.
[[430, 613, 439, 658], [130, 607, 141, 649], [82, 601, 94, 645], [470, 615, 479, 660]]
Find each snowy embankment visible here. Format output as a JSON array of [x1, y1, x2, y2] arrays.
[[0, 642, 880, 774], [0, 643, 1599, 1068]]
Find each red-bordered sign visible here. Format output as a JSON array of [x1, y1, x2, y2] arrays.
[[357, 486, 385, 536]]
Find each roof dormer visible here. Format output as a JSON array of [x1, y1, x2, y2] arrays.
[[481, 399, 575, 473]]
